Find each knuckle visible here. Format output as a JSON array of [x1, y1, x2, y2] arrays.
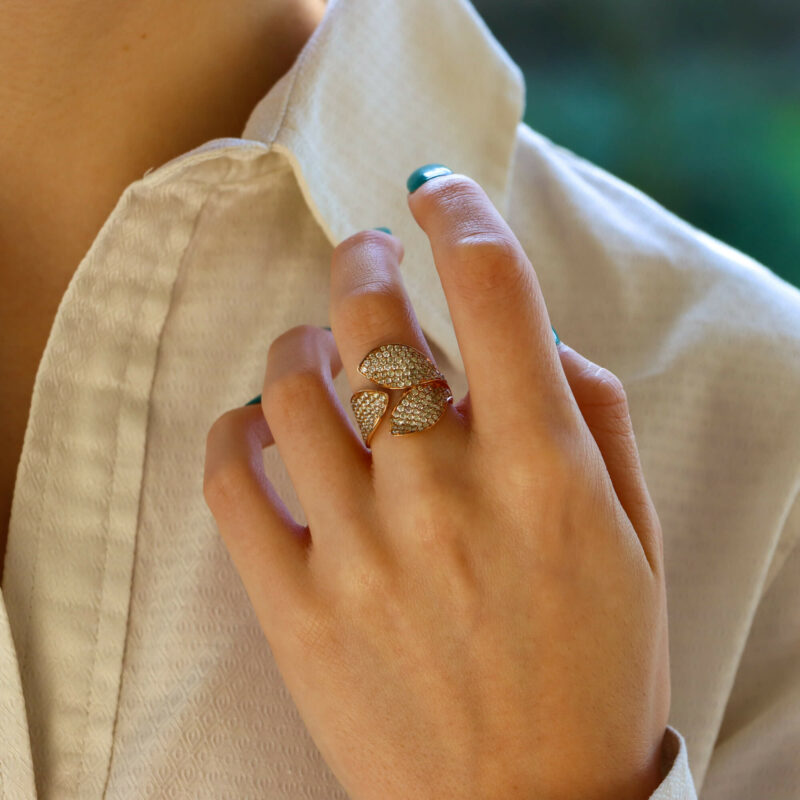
[[333, 229, 398, 265], [504, 432, 577, 496], [262, 368, 328, 426], [336, 280, 414, 339], [203, 450, 250, 511], [411, 174, 536, 301], [203, 410, 251, 508], [413, 172, 484, 215], [447, 232, 530, 298], [205, 407, 237, 447], [203, 408, 238, 468], [588, 366, 630, 415], [267, 324, 320, 359]]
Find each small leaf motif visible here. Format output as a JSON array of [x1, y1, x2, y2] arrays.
[[358, 343, 445, 389], [390, 380, 453, 436], [350, 390, 389, 446]]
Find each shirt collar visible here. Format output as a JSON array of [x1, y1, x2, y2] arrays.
[[157, 0, 526, 365]]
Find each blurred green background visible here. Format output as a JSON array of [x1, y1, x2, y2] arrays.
[[472, 0, 800, 289]]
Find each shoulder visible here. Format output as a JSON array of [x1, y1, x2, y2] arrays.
[[506, 120, 800, 544], [506, 119, 800, 401]]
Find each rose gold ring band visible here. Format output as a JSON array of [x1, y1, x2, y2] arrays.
[[349, 343, 453, 448]]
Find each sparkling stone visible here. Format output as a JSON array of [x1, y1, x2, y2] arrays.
[[350, 390, 389, 447], [358, 342, 445, 389], [390, 380, 453, 436]]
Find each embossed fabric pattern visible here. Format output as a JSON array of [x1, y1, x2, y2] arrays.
[[1, 0, 800, 798]]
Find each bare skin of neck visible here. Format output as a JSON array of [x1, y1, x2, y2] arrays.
[[0, 0, 328, 584]]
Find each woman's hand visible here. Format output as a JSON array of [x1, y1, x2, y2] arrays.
[[203, 168, 671, 800]]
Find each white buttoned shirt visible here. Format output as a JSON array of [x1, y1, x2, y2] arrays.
[[2, 0, 799, 797]]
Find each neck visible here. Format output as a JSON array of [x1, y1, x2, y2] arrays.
[[0, 0, 326, 279], [0, 0, 327, 171]]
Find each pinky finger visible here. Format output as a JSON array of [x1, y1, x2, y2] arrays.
[[556, 342, 664, 574], [203, 403, 314, 636]]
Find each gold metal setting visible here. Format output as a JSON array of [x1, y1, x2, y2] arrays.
[[351, 389, 390, 447], [349, 343, 452, 447], [390, 380, 453, 436], [357, 342, 445, 389]]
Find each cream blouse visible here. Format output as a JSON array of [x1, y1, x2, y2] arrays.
[[2, 0, 799, 797]]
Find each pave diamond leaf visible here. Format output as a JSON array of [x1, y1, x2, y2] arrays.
[[358, 343, 445, 389], [350, 389, 389, 446], [390, 380, 453, 436]]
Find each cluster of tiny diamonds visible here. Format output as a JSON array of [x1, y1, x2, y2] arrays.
[[391, 381, 453, 435], [351, 343, 452, 445], [351, 390, 389, 444], [358, 343, 445, 389]]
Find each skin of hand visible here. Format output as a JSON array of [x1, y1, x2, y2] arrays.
[[203, 170, 671, 800]]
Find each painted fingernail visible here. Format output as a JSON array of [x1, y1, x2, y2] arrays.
[[406, 164, 452, 194], [552, 326, 561, 346], [244, 393, 262, 406], [372, 227, 392, 235], [320, 325, 332, 331]]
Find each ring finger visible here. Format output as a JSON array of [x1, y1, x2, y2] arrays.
[[260, 324, 373, 535], [329, 229, 466, 472]]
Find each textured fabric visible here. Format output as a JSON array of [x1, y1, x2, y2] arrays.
[[1, 0, 799, 797]]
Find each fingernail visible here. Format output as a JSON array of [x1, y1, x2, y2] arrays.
[[406, 164, 452, 194], [372, 227, 392, 235], [243, 393, 262, 406], [552, 326, 561, 346], [320, 325, 332, 331]]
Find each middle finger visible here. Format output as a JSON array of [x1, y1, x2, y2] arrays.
[[406, 168, 579, 448]]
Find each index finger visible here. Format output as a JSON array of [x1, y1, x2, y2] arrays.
[[406, 166, 576, 445]]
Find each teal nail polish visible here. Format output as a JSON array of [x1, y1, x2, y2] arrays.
[[321, 325, 332, 331], [552, 326, 561, 346], [372, 227, 392, 235], [244, 393, 262, 406], [406, 163, 452, 194]]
